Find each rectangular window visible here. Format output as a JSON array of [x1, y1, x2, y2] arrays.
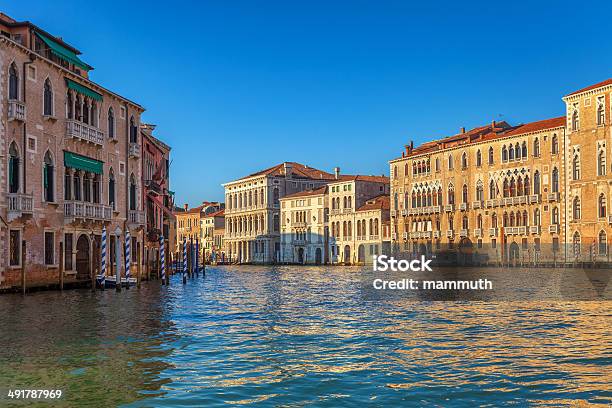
[[10, 229, 21, 266], [45, 232, 54, 265], [65, 233, 73, 270]]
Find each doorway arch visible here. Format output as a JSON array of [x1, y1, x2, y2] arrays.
[[297, 247, 304, 264], [315, 248, 322, 265], [358, 244, 365, 263], [343, 245, 351, 264], [509, 242, 520, 264], [76, 234, 90, 280]]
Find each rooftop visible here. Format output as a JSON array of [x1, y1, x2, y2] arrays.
[[566, 78, 612, 97], [282, 186, 328, 199], [234, 162, 336, 182], [356, 195, 390, 212]]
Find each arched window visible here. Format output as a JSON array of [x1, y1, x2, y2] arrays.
[[599, 230, 607, 255], [551, 134, 559, 154], [598, 150, 606, 176], [8, 63, 18, 100], [503, 179, 509, 197], [43, 151, 54, 202], [573, 196, 581, 220], [91, 101, 98, 127], [491, 213, 497, 228], [477, 214, 483, 229], [476, 150, 482, 167], [514, 143, 521, 160], [488, 147, 494, 164], [489, 179, 496, 199], [524, 176, 530, 196], [260, 189, 264, 205], [129, 174, 137, 211], [43, 78, 53, 116], [435, 157, 440, 172], [517, 177, 524, 196], [437, 187, 442, 206], [552, 168, 559, 193], [129, 116, 138, 144], [534, 208, 540, 226], [108, 107, 115, 139], [462, 184, 468, 203], [508, 144, 514, 160], [522, 210, 528, 227], [9, 142, 20, 194], [572, 110, 579, 131], [393, 166, 398, 179], [66, 90, 73, 119], [573, 231, 581, 255], [393, 193, 398, 210], [73, 171, 81, 201], [509, 178, 516, 197], [461, 152, 468, 169], [448, 154, 453, 170], [502, 146, 508, 162], [552, 206, 559, 225], [82, 99, 90, 124], [534, 171, 541, 194], [404, 163, 408, 176], [597, 100, 605, 126], [447, 184, 455, 205], [273, 188, 280, 205], [348, 196, 352, 208], [521, 141, 527, 158], [599, 193, 607, 218], [572, 155, 580, 180], [533, 138, 540, 157], [273, 214, 279, 232], [462, 215, 468, 230], [509, 212, 515, 227], [374, 218, 379, 235]]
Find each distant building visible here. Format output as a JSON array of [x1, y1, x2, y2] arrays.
[[174, 202, 223, 257], [201, 209, 225, 262], [280, 186, 328, 264], [223, 162, 338, 263]]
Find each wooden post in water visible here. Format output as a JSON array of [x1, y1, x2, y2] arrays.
[[137, 239, 142, 289], [21, 240, 26, 295], [59, 241, 64, 291]]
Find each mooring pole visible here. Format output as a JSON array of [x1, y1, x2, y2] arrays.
[[21, 240, 26, 296], [59, 241, 64, 291]]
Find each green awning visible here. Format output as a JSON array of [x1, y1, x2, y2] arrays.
[[65, 78, 103, 101], [64, 151, 103, 175], [35, 32, 90, 71]]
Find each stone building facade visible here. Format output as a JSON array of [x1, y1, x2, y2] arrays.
[[389, 117, 568, 264], [141, 124, 173, 277], [563, 79, 612, 259], [200, 208, 225, 262], [173, 201, 223, 256], [0, 13, 146, 289], [328, 175, 390, 264], [223, 162, 338, 263], [279, 186, 328, 264]]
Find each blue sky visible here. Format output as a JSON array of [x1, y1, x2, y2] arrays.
[[4, 1, 612, 206]]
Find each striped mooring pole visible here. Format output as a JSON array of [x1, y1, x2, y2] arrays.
[[160, 235, 166, 286], [100, 226, 107, 290], [125, 229, 131, 289], [182, 238, 187, 284], [195, 238, 199, 277]]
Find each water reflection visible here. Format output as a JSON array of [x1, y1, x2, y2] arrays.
[[0, 266, 610, 407]]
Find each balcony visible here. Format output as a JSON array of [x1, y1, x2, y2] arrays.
[[369, 235, 380, 240], [390, 210, 396, 217], [422, 231, 431, 239], [504, 197, 513, 206], [444, 204, 454, 212], [529, 194, 540, 204], [144, 179, 162, 195], [391, 232, 397, 240], [485, 200, 494, 208], [433, 230, 440, 239], [331, 209, 341, 215], [293, 222, 307, 228], [504, 227, 518, 236], [459, 229, 468, 238], [549, 224, 559, 234], [489, 227, 498, 237], [66, 119, 104, 146], [402, 232, 408, 239], [64, 201, 112, 222], [8, 100, 26, 121], [129, 143, 141, 158], [459, 203, 468, 211], [433, 205, 442, 214], [472, 201, 482, 209], [8, 193, 33, 217], [473, 228, 482, 237], [530, 225, 541, 234], [401, 209, 407, 216], [446, 230, 454, 238], [128, 209, 145, 226], [548, 192, 559, 202], [518, 226, 527, 235]]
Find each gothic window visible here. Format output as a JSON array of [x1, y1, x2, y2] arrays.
[[476, 150, 482, 167], [43, 78, 53, 116], [9, 142, 20, 194], [598, 150, 606, 176], [488, 147, 494, 164], [108, 107, 115, 139], [43, 151, 54, 202], [573, 196, 581, 220], [9, 63, 18, 100], [552, 134, 559, 154], [533, 138, 540, 157], [599, 193, 607, 218], [599, 230, 607, 255], [572, 109, 579, 131], [552, 168, 559, 193], [572, 155, 580, 180]]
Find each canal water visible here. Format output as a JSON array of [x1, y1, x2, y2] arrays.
[[0, 266, 610, 407]]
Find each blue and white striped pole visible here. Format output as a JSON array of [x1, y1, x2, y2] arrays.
[[125, 229, 131, 289], [160, 235, 166, 285], [100, 226, 107, 289], [182, 238, 187, 284]]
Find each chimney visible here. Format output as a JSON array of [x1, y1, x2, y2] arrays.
[[184, 203, 188, 211], [460, 127, 465, 134], [334, 167, 340, 179], [491, 120, 496, 128], [283, 162, 293, 177]]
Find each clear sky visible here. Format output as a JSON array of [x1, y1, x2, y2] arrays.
[[4, 1, 612, 206]]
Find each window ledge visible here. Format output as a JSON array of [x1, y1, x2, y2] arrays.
[[45, 264, 59, 269], [43, 115, 57, 121], [9, 265, 22, 270], [64, 271, 77, 276], [44, 201, 60, 207], [109, 137, 118, 143]]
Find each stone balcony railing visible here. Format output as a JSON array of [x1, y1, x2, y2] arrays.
[[473, 228, 482, 237], [548, 192, 559, 202], [8, 193, 33, 216], [433, 230, 440, 239], [459, 203, 468, 211], [129, 142, 141, 158], [66, 119, 104, 146], [489, 227, 498, 237], [549, 224, 559, 233], [446, 229, 454, 238], [472, 201, 482, 209], [369, 234, 380, 240], [530, 225, 541, 234], [402, 232, 408, 239], [64, 201, 112, 222], [529, 194, 540, 204], [8, 99, 26, 121], [444, 204, 454, 212], [128, 209, 145, 226], [459, 229, 468, 237]]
